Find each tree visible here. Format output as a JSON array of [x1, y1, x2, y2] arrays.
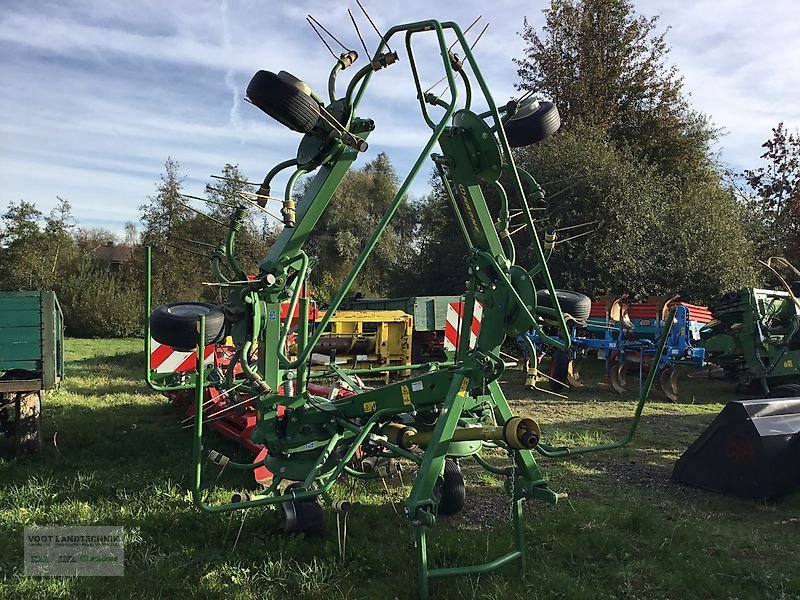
[[0, 200, 49, 289], [408, 178, 470, 295], [140, 158, 190, 249], [515, 0, 716, 180], [512, 121, 757, 302], [306, 153, 418, 299], [139, 158, 195, 302], [202, 163, 269, 279], [0, 199, 41, 245], [743, 122, 800, 264], [124, 222, 138, 246], [43, 197, 77, 280]]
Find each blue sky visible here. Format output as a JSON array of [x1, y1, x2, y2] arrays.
[[1, 0, 799, 236]]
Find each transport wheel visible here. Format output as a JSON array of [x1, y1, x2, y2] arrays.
[[549, 350, 570, 391], [503, 99, 560, 147], [767, 384, 800, 398], [434, 458, 466, 516], [246, 70, 321, 133], [16, 391, 42, 456], [150, 302, 227, 351], [281, 499, 325, 537], [535, 289, 591, 323]]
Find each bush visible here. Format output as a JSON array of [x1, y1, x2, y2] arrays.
[[56, 260, 143, 338]]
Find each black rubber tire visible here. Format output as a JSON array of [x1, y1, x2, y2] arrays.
[[16, 391, 42, 456], [549, 350, 570, 391], [503, 100, 561, 147], [150, 302, 226, 351], [435, 458, 466, 516], [246, 70, 320, 133], [536, 289, 591, 323], [767, 383, 800, 398], [281, 499, 325, 537]]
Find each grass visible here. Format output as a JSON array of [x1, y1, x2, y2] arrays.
[[0, 339, 798, 599]]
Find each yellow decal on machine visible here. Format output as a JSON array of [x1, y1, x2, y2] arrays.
[[457, 379, 469, 397], [401, 385, 411, 405], [363, 401, 377, 413], [785, 359, 794, 369]]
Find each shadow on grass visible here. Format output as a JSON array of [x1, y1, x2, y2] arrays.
[[500, 358, 742, 406], [66, 350, 147, 379], [1, 393, 799, 600]]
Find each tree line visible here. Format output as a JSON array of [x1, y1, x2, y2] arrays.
[[1, 0, 797, 338]]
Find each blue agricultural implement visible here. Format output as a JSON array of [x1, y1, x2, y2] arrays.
[[520, 294, 709, 401]]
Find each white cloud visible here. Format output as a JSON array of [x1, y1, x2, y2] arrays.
[[1, 0, 798, 236]]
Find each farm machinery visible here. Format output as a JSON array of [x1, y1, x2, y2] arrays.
[[672, 259, 800, 500], [520, 293, 709, 400], [0, 291, 64, 456], [699, 257, 800, 395], [146, 16, 675, 598]]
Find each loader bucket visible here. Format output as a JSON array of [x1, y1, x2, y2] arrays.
[[673, 397, 800, 500]]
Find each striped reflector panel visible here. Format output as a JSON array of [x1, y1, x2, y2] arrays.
[[443, 301, 483, 352], [150, 340, 215, 373]]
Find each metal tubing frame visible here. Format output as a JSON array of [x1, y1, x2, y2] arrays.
[[148, 18, 675, 598], [536, 308, 677, 457]]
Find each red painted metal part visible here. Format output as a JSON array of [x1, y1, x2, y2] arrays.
[[163, 342, 353, 482], [589, 301, 713, 324]]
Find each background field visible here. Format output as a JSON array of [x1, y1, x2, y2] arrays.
[[0, 339, 797, 600]]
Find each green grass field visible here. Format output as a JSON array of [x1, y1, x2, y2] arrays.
[[0, 339, 797, 599]]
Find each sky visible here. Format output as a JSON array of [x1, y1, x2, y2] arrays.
[[1, 0, 799, 237]]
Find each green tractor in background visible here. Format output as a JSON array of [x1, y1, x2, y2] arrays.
[[700, 257, 800, 396]]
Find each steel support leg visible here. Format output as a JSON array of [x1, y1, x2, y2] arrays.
[[415, 524, 430, 600]]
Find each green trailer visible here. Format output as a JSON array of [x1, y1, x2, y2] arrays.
[[0, 291, 64, 455], [341, 295, 461, 361]]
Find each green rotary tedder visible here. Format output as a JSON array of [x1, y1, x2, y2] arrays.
[[700, 257, 800, 395], [147, 16, 674, 598]]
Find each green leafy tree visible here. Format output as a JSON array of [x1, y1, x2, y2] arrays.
[[42, 197, 77, 283], [0, 200, 50, 289], [139, 158, 195, 302], [0, 199, 41, 244], [744, 122, 800, 264], [513, 122, 757, 301], [202, 163, 274, 279], [516, 0, 716, 179], [307, 153, 418, 299], [408, 178, 470, 295]]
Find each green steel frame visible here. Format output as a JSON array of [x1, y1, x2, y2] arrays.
[[144, 19, 675, 599]]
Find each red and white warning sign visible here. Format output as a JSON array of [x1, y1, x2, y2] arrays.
[[150, 339, 215, 373], [444, 301, 483, 353]]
